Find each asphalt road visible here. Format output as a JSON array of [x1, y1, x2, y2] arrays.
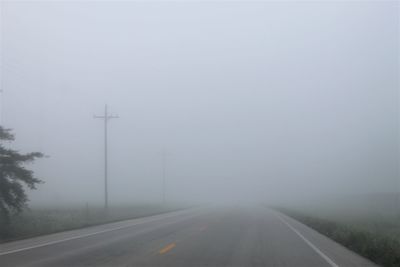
[[0, 206, 378, 267]]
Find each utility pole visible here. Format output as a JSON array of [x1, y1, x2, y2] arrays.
[[162, 150, 166, 204], [0, 89, 3, 126], [94, 104, 118, 210]]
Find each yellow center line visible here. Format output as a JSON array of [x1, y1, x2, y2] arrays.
[[159, 242, 176, 254]]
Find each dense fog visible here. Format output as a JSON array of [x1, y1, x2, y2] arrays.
[[0, 1, 398, 207]]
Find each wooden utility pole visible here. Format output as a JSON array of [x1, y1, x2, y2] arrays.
[[94, 104, 118, 210], [162, 150, 166, 204]]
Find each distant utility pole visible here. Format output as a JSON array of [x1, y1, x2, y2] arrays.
[[0, 89, 4, 126], [162, 150, 167, 204], [0, 89, 3, 126], [94, 104, 119, 210]]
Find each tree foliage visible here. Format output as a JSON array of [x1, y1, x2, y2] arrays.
[[0, 126, 43, 219]]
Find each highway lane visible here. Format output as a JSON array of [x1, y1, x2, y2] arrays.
[[0, 206, 377, 267]]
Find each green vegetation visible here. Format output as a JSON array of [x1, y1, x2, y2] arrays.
[[279, 208, 400, 267], [0, 204, 184, 243], [0, 126, 44, 222]]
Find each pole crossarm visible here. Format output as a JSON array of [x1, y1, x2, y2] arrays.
[[93, 115, 119, 119]]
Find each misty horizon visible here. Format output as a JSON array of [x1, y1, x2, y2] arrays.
[[0, 1, 398, 207]]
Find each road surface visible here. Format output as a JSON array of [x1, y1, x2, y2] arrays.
[[0, 206, 377, 267]]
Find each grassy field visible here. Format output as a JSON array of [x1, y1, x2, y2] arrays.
[[0, 203, 186, 243], [278, 200, 400, 267]]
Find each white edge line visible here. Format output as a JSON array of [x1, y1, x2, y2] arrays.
[[0, 211, 184, 256], [276, 213, 340, 267]]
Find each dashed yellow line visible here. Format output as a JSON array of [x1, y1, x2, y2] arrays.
[[159, 242, 176, 254]]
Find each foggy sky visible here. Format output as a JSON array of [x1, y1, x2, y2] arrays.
[[0, 1, 398, 206]]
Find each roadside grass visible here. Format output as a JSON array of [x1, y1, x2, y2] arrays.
[[0, 204, 186, 243], [278, 208, 400, 267]]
